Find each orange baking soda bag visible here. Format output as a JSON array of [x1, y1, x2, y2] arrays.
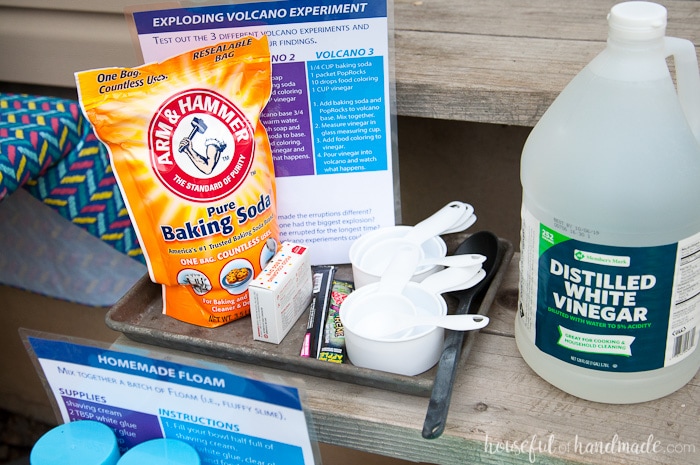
[[75, 36, 280, 327]]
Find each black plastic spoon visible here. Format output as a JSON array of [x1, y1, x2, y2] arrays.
[[422, 230, 502, 439]]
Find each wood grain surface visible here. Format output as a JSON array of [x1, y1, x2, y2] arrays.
[[391, 0, 700, 126], [4, 0, 698, 125], [115, 254, 700, 464]]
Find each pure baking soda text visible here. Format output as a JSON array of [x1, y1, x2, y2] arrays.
[[76, 36, 280, 327]]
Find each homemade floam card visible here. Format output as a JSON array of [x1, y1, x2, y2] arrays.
[[24, 331, 318, 464], [128, 0, 399, 265]]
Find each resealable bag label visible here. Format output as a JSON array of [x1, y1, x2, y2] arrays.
[[76, 36, 280, 327]]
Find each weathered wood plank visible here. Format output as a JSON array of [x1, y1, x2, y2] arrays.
[[116, 254, 700, 464], [393, 30, 601, 125], [2, 0, 699, 125], [393, 0, 700, 43], [392, 0, 700, 125]]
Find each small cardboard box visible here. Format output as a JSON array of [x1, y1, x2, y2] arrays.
[[249, 242, 313, 344]]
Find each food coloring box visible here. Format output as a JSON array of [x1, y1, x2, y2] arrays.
[[249, 242, 313, 344]]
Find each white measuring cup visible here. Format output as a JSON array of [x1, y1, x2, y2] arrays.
[[350, 243, 421, 327], [361, 312, 489, 339], [350, 267, 489, 340], [359, 202, 475, 273]]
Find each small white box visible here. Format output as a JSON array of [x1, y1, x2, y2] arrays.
[[249, 242, 313, 344]]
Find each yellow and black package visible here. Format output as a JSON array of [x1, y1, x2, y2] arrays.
[[76, 36, 279, 327]]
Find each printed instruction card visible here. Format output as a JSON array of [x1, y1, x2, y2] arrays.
[[25, 333, 317, 464], [129, 0, 398, 265]]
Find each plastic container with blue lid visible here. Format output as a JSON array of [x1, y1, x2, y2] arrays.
[[30, 420, 120, 465], [117, 438, 200, 465]]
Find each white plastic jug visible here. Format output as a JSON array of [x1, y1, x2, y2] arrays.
[[516, 1, 700, 403]]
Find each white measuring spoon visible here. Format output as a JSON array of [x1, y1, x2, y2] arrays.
[[440, 212, 477, 235], [420, 267, 486, 295], [419, 253, 486, 269], [402, 201, 474, 245]]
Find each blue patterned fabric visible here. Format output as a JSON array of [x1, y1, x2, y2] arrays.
[[0, 93, 82, 200], [0, 93, 144, 263]]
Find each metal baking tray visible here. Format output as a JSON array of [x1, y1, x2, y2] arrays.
[[106, 233, 513, 396]]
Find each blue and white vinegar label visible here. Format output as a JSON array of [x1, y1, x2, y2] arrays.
[[519, 206, 700, 372]]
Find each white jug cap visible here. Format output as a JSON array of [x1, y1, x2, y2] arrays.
[[608, 1, 667, 41]]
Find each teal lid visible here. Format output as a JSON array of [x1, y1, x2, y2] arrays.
[[30, 420, 120, 465], [117, 439, 200, 465]]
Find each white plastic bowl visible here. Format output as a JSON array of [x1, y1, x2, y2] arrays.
[[339, 281, 447, 376], [349, 225, 447, 289]]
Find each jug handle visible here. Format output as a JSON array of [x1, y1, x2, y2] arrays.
[[665, 37, 700, 144]]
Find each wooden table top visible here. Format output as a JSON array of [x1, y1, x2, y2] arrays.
[[392, 0, 700, 126], [116, 252, 700, 464], [7, 0, 699, 126]]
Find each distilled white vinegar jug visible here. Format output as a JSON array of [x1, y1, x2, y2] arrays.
[[517, 1, 700, 403]]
